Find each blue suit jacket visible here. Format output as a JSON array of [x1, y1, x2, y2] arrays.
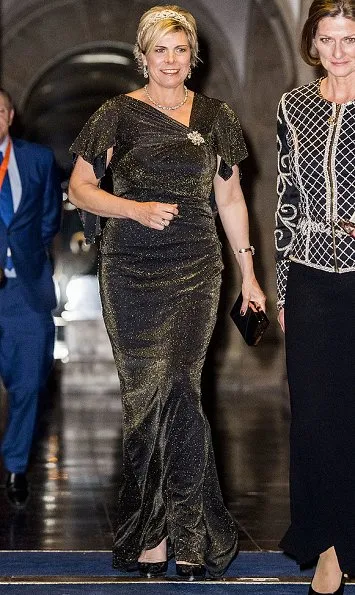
[[0, 137, 62, 312]]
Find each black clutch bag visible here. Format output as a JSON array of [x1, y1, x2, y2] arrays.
[[230, 291, 269, 346]]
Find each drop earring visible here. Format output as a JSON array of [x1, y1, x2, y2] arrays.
[[143, 65, 148, 79], [186, 66, 192, 80]]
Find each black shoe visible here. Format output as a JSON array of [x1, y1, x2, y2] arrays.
[[138, 561, 168, 577], [6, 473, 29, 508], [176, 563, 206, 580], [309, 574, 345, 594]]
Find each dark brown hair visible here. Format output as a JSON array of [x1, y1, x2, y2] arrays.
[[301, 0, 355, 66], [0, 88, 14, 111]]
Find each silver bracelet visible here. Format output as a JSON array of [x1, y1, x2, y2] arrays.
[[237, 246, 255, 255]]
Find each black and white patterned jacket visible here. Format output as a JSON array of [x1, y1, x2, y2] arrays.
[[275, 79, 355, 309]]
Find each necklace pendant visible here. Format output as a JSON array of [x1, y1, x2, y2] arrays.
[[328, 115, 337, 126]]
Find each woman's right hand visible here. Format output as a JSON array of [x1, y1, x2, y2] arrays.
[[278, 308, 285, 333], [132, 202, 179, 230]]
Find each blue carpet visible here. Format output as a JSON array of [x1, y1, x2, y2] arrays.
[[0, 586, 334, 595], [0, 551, 312, 577], [1, 552, 354, 593]]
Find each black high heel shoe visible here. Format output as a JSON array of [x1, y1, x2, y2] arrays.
[[138, 537, 168, 577], [176, 563, 206, 580], [308, 574, 345, 594], [138, 560, 168, 577]]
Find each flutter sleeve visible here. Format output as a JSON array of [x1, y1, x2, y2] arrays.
[[211, 101, 248, 180], [274, 96, 301, 310], [70, 97, 121, 243]]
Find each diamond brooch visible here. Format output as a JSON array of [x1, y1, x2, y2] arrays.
[[187, 131, 205, 146]]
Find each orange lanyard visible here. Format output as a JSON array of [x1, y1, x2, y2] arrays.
[[0, 139, 12, 192]]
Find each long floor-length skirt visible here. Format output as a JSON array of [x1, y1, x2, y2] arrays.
[[98, 217, 238, 576], [280, 262, 355, 572]]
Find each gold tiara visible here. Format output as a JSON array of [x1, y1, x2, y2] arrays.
[[140, 9, 192, 36]]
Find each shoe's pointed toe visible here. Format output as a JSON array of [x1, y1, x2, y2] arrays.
[[308, 575, 345, 595], [175, 563, 206, 580], [138, 560, 168, 577]]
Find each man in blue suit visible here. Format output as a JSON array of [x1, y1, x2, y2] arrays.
[[0, 88, 62, 507]]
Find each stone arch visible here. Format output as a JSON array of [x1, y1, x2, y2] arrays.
[[2, 0, 298, 317], [2, 0, 243, 109]]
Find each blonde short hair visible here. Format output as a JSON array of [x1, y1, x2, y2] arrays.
[[134, 5, 199, 72]]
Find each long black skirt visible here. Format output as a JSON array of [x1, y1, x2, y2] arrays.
[[280, 262, 355, 572]]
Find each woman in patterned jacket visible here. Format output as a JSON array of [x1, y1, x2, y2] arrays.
[[275, 1, 355, 594]]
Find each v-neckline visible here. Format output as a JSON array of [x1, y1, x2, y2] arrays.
[[123, 91, 198, 131]]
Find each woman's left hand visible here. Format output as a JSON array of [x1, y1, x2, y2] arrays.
[[241, 277, 266, 315]]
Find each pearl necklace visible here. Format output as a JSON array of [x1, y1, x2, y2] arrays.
[[144, 85, 188, 111]]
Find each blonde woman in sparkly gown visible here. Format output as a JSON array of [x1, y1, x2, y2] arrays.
[[69, 4, 265, 579]]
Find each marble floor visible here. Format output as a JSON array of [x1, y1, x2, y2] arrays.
[[0, 319, 290, 554]]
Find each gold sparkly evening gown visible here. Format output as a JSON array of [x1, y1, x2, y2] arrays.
[[71, 93, 247, 576]]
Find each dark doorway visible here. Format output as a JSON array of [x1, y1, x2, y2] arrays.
[[22, 42, 141, 174]]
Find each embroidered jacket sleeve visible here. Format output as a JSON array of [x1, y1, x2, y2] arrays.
[[275, 97, 301, 309]]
